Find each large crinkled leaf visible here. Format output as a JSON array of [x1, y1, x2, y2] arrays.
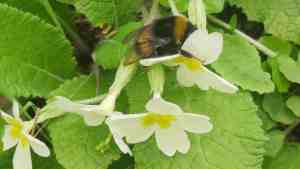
[[212, 34, 274, 94], [95, 22, 143, 69], [126, 71, 266, 169], [58, 0, 143, 26], [0, 149, 65, 169], [263, 144, 300, 169], [228, 0, 300, 44], [264, 130, 285, 157], [0, 4, 75, 97], [48, 115, 120, 169], [0, 0, 52, 23]]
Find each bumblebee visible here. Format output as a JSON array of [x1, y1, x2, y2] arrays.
[[124, 16, 197, 65]]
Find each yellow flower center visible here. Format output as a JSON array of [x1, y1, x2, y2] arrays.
[[174, 56, 203, 71], [142, 113, 176, 129], [8, 119, 29, 147]]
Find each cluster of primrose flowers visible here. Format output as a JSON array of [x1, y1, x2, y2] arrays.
[[0, 0, 239, 169]]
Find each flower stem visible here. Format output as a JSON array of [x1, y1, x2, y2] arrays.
[[207, 15, 277, 57], [284, 119, 300, 136], [168, 0, 180, 15], [148, 64, 165, 96], [76, 94, 107, 104], [41, 0, 63, 31]]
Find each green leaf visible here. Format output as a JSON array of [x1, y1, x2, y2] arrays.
[[287, 96, 300, 117], [0, 149, 65, 169], [126, 71, 266, 169], [59, 0, 143, 26], [0, 4, 75, 97], [277, 54, 300, 84], [0, 118, 5, 151], [264, 130, 285, 157], [228, 0, 300, 44], [49, 75, 98, 100], [203, 0, 225, 14], [257, 108, 277, 131], [160, 0, 189, 13], [263, 144, 300, 169], [263, 93, 297, 125], [48, 115, 120, 169], [212, 34, 274, 93], [95, 22, 143, 69]]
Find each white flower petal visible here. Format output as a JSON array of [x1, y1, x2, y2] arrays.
[[146, 96, 183, 115], [27, 135, 50, 157], [155, 125, 190, 156], [13, 143, 32, 169], [182, 30, 223, 65], [106, 114, 155, 144], [78, 111, 106, 126], [2, 126, 18, 150], [176, 65, 197, 87], [107, 122, 132, 156], [140, 54, 180, 66], [12, 100, 20, 119], [1, 111, 13, 123], [194, 67, 238, 93], [178, 113, 213, 134]]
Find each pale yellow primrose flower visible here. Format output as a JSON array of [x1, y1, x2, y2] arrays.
[[1, 101, 50, 169], [140, 29, 238, 94], [106, 95, 212, 156]]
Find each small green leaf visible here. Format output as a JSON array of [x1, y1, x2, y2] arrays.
[[286, 96, 300, 117], [264, 130, 285, 157], [0, 4, 75, 97], [160, 0, 189, 12], [203, 0, 224, 14], [263, 93, 297, 124], [263, 144, 300, 169], [278, 54, 300, 84], [95, 22, 143, 69], [48, 115, 120, 169], [212, 34, 274, 93]]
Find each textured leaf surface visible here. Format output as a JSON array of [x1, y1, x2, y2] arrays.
[[212, 34, 274, 93], [126, 71, 266, 169], [228, 0, 300, 44], [264, 130, 285, 157], [263, 144, 300, 169], [95, 22, 143, 69], [0, 4, 75, 97], [59, 0, 143, 26], [48, 115, 120, 169]]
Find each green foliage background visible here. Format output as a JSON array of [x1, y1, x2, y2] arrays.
[[0, 0, 300, 169]]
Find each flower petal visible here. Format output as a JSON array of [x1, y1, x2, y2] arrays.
[[2, 126, 18, 150], [155, 125, 190, 156], [107, 122, 132, 156], [12, 100, 21, 119], [178, 113, 213, 134], [146, 96, 183, 115], [78, 111, 106, 126], [13, 143, 32, 169], [106, 114, 155, 144], [1, 111, 13, 123], [182, 30, 223, 65], [176, 65, 196, 87], [194, 67, 238, 93], [140, 54, 180, 66], [27, 135, 50, 157]]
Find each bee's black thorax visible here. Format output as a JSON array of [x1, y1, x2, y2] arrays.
[[135, 16, 197, 59]]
